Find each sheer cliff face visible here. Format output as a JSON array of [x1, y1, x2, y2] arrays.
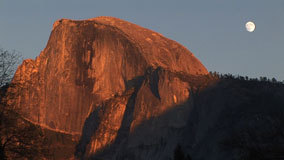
[[11, 17, 208, 156]]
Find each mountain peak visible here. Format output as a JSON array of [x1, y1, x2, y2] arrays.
[[50, 16, 207, 75], [11, 17, 208, 158]]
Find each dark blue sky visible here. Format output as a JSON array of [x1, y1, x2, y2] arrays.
[[1, 0, 284, 80]]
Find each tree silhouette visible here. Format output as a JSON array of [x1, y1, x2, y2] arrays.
[[0, 48, 49, 159], [173, 144, 192, 160], [0, 48, 21, 87], [174, 144, 184, 160]]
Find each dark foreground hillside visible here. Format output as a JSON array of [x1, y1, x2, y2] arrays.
[[182, 74, 284, 160], [84, 73, 284, 160]]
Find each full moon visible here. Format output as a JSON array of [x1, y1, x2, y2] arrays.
[[246, 21, 255, 32]]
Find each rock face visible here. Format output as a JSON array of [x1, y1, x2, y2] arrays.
[[11, 16, 208, 158]]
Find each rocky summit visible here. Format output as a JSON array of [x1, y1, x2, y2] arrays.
[[11, 16, 208, 159]]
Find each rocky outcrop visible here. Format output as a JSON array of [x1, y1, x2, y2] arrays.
[[11, 16, 208, 158]]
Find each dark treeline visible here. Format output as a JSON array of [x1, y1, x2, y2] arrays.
[[209, 71, 283, 85]]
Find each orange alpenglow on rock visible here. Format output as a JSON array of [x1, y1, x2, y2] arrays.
[[10, 16, 208, 158]]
